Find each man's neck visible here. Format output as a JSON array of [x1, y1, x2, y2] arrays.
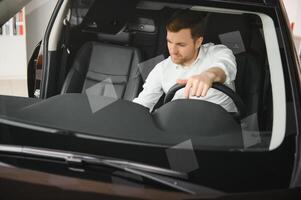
[[182, 48, 200, 67]]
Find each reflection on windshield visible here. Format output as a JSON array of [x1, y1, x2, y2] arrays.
[[85, 77, 118, 113]]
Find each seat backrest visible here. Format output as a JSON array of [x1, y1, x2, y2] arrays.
[[203, 13, 266, 117], [61, 42, 142, 101]]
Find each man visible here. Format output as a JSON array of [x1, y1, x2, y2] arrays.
[[133, 10, 237, 112]]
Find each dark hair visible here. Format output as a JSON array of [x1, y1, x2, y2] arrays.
[[166, 10, 207, 39]]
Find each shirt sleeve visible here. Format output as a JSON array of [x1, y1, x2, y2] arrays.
[[132, 62, 163, 111], [208, 44, 237, 84]]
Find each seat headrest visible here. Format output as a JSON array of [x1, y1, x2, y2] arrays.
[[203, 13, 252, 54], [97, 29, 130, 45]]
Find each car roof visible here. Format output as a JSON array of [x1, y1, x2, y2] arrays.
[[155, 0, 276, 6]]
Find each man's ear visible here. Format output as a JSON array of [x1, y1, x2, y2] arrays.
[[195, 37, 203, 48]]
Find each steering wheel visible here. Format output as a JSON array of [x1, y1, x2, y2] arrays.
[[163, 82, 246, 120]]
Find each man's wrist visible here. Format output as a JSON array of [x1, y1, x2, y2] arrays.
[[205, 67, 226, 83], [204, 71, 217, 83]]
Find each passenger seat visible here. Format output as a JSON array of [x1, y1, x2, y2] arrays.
[[61, 42, 142, 101]]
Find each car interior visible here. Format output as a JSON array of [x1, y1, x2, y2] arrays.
[[49, 0, 272, 133]]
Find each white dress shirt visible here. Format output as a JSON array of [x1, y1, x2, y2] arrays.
[[133, 43, 237, 112]]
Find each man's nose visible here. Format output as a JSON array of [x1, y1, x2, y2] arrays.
[[169, 45, 178, 55]]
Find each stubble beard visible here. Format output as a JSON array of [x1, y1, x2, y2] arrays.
[[171, 55, 185, 65], [171, 55, 192, 66]]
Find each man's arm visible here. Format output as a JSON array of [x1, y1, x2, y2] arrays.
[[177, 67, 226, 98], [177, 44, 236, 98], [133, 64, 163, 111]]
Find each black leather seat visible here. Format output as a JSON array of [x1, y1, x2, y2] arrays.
[[61, 42, 142, 101], [203, 13, 266, 118]]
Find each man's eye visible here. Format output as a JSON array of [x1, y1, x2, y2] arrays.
[[178, 44, 186, 47]]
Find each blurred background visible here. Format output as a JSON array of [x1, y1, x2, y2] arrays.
[[283, 0, 301, 55], [0, 0, 58, 97]]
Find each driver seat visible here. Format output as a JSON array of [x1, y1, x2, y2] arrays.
[[203, 13, 266, 119]]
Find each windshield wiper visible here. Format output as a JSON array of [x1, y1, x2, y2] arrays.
[[0, 145, 224, 196], [82, 157, 223, 196]]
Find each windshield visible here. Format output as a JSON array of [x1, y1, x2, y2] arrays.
[[0, 0, 283, 150]]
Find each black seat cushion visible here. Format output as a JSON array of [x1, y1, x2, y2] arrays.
[[204, 13, 266, 117], [61, 42, 142, 101], [235, 52, 264, 115]]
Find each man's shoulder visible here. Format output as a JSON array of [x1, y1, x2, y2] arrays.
[[202, 42, 230, 52], [156, 56, 172, 69], [147, 56, 171, 76]]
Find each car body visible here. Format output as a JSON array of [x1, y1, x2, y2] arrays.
[[0, 0, 301, 199]]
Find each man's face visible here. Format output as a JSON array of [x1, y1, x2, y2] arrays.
[[167, 28, 203, 66]]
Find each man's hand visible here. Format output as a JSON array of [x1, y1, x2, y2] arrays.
[[177, 67, 226, 98]]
